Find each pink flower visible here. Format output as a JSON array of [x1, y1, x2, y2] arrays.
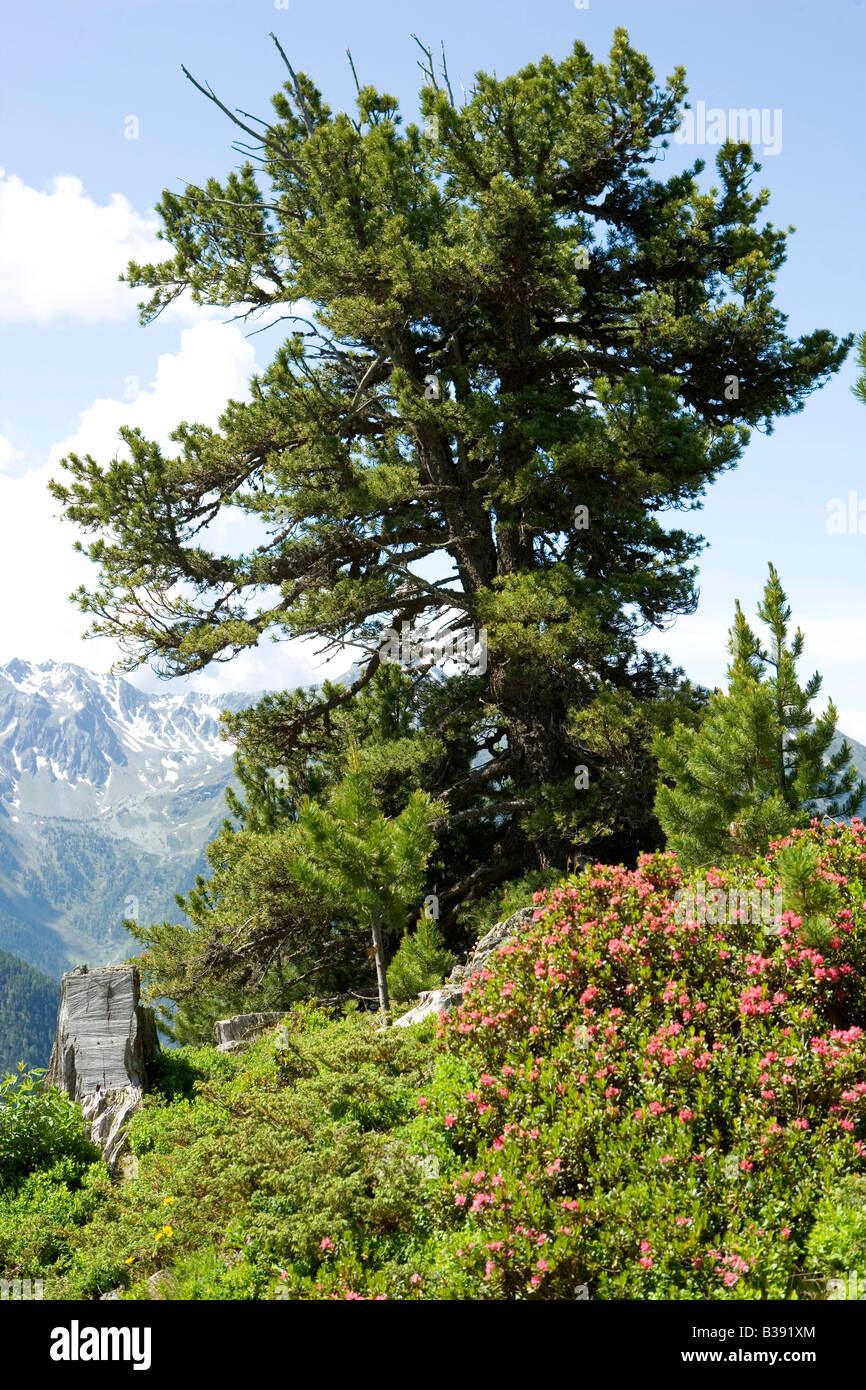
[[780, 1228, 791, 1240], [410, 1273, 421, 1284], [444, 1115, 455, 1128], [536, 1259, 549, 1272], [639, 1256, 653, 1269], [678, 1108, 694, 1123], [320, 1238, 333, 1251], [640, 1240, 651, 1253]]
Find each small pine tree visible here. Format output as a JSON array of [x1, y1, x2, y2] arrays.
[[653, 565, 864, 868], [288, 743, 445, 1022], [386, 912, 454, 1009], [774, 837, 840, 950]]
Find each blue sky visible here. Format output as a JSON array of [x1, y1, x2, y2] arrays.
[[1, 0, 864, 728]]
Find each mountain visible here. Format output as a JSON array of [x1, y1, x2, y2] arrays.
[[0, 947, 60, 1071], [0, 659, 259, 978], [0, 655, 862, 983]]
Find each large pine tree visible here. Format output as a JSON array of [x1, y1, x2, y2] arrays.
[[51, 31, 849, 919]]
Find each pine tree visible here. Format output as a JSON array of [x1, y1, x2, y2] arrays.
[[854, 333, 866, 405], [653, 565, 864, 867], [51, 31, 849, 903], [288, 743, 444, 1021], [132, 739, 443, 1027], [386, 910, 454, 1010]]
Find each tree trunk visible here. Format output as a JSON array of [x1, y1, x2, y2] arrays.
[[370, 912, 390, 1025]]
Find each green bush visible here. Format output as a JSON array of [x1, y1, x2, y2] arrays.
[[805, 1177, 866, 1298], [387, 916, 454, 1008], [49, 1007, 435, 1299], [0, 1068, 100, 1191], [313, 820, 866, 1298], [457, 869, 561, 946], [14, 819, 866, 1300]]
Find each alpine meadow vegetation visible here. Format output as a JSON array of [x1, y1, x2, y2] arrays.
[[4, 821, 866, 1300], [1, 29, 862, 1306]]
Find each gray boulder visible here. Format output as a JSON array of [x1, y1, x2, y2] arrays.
[[392, 904, 540, 1028], [213, 1011, 285, 1053], [45, 964, 160, 1173]]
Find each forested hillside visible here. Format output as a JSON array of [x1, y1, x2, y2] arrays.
[[0, 949, 59, 1072]]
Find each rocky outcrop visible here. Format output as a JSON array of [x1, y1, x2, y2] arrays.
[[393, 904, 539, 1028], [213, 1011, 285, 1053], [45, 964, 160, 1173]]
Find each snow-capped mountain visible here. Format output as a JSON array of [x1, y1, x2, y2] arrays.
[[0, 660, 259, 979]]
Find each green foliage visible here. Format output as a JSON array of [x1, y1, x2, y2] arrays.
[[457, 868, 561, 945], [311, 821, 866, 1300], [0, 1069, 100, 1192], [805, 1178, 866, 1297], [654, 566, 864, 869], [50, 31, 849, 909], [132, 744, 444, 1025], [775, 836, 841, 950], [0, 1160, 107, 1279], [387, 915, 454, 1008], [854, 333, 866, 406], [11, 822, 866, 1301], [44, 1009, 434, 1299], [0, 951, 60, 1073]]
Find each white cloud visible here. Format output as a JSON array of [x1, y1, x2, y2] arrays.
[[48, 320, 257, 464], [833, 709, 866, 748], [0, 316, 354, 694], [0, 169, 234, 326], [0, 323, 258, 674], [0, 170, 164, 323], [0, 435, 25, 470]]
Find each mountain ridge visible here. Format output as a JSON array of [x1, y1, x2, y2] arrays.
[[0, 659, 262, 978]]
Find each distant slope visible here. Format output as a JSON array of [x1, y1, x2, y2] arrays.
[[0, 659, 260, 977], [0, 948, 60, 1072], [829, 730, 866, 817]]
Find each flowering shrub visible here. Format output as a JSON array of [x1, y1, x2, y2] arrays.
[[312, 819, 866, 1299], [8, 820, 866, 1300]]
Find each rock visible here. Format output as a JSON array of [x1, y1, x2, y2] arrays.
[[213, 1011, 285, 1053], [146, 1270, 175, 1299], [391, 984, 464, 1028], [45, 964, 160, 1174], [392, 903, 541, 1028]]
